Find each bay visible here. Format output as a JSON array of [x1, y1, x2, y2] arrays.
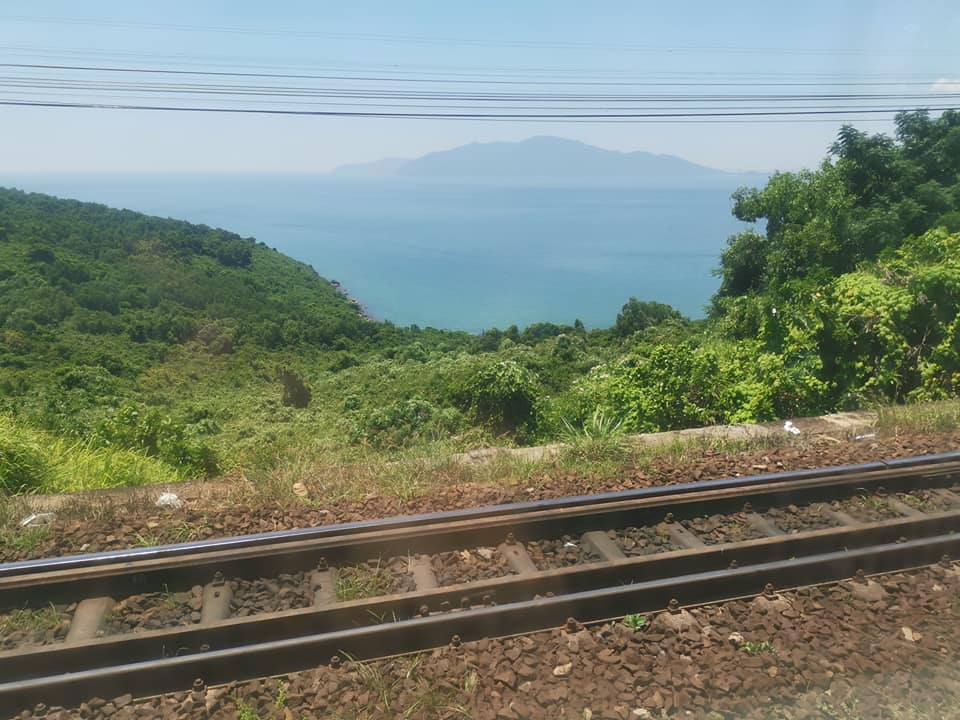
[[1, 174, 757, 331]]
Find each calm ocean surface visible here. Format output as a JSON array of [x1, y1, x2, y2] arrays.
[[3, 174, 757, 331]]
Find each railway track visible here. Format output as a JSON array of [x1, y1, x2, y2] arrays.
[[2, 450, 960, 716]]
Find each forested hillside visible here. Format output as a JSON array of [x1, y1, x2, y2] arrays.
[[1, 110, 958, 494]]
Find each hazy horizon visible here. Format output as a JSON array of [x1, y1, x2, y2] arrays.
[[1, 1, 957, 174]]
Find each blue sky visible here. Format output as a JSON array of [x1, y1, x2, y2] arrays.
[[1, 0, 958, 172]]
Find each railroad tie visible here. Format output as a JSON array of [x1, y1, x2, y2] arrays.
[[887, 497, 924, 517], [64, 596, 114, 643], [664, 522, 706, 550], [744, 512, 785, 537], [931, 488, 960, 507], [821, 507, 862, 526], [200, 572, 233, 623], [310, 568, 338, 608], [498, 536, 538, 575], [580, 531, 627, 561], [410, 554, 439, 590]]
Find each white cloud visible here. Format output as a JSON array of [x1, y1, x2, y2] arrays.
[[930, 78, 960, 93]]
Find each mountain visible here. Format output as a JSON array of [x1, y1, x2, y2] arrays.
[[330, 136, 731, 179]]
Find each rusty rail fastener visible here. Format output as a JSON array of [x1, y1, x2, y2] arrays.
[[668, 598, 681, 615], [191, 678, 206, 702]]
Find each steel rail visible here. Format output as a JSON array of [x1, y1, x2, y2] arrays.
[[1, 532, 956, 715], [6, 450, 959, 578], [1, 509, 956, 683], [2, 458, 958, 608]]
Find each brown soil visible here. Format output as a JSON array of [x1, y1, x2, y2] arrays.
[[3, 430, 959, 565], [25, 562, 960, 719]]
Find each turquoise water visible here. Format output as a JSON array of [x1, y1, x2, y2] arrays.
[[2, 174, 756, 331]]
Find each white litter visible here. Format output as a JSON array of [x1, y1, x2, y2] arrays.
[[19, 512, 55, 527], [156, 492, 183, 509], [563, 541, 579, 548], [783, 421, 801, 436], [855, 433, 877, 441]]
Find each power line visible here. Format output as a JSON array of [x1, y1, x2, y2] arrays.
[[4, 98, 956, 121], [4, 14, 958, 58], [1, 61, 954, 89], [0, 55, 952, 87]]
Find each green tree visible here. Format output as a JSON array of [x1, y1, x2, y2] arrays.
[[614, 298, 683, 337]]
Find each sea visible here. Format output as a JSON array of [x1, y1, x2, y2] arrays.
[[1, 174, 761, 332]]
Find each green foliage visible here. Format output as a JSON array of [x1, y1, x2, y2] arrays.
[[0, 415, 53, 493], [457, 360, 541, 440], [561, 406, 623, 441], [336, 561, 395, 601], [614, 298, 684, 337], [0, 414, 178, 493], [740, 640, 775, 655], [0, 605, 62, 634], [559, 406, 628, 464], [622, 613, 648, 630], [95, 403, 219, 477], [232, 696, 262, 720], [715, 110, 960, 305], [2, 111, 959, 495], [581, 340, 824, 433], [0, 525, 50, 553], [356, 397, 464, 449]]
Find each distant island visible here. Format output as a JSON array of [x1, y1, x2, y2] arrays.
[[331, 136, 747, 180]]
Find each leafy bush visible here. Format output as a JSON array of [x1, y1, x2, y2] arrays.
[[580, 340, 825, 434], [457, 360, 541, 440], [357, 397, 464, 449], [614, 298, 684, 337], [95, 403, 219, 477]]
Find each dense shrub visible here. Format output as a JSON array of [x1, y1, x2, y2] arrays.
[[357, 397, 464, 449], [95, 403, 219, 477], [457, 360, 541, 440]]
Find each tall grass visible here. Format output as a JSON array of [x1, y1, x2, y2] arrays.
[[874, 399, 960, 434], [0, 415, 178, 494]]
